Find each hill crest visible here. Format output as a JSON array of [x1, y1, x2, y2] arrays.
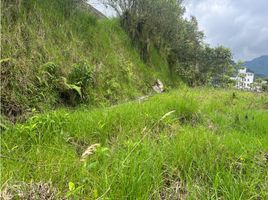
[[244, 55, 268, 76]]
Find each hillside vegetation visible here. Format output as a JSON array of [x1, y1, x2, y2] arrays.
[[1, 0, 176, 121], [1, 1, 267, 199], [1, 0, 236, 122], [1, 88, 268, 199]]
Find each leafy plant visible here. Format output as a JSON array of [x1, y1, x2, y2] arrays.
[[66, 182, 84, 198], [61, 77, 82, 98], [65, 61, 94, 102], [42, 62, 61, 79], [68, 61, 93, 89]]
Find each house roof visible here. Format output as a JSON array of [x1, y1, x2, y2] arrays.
[[232, 68, 254, 77], [239, 68, 255, 74]]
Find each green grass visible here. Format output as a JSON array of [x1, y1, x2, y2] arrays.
[[1, 0, 176, 120], [2, 1, 267, 199], [1, 87, 268, 199]]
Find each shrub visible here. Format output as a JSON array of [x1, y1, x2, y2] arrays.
[[68, 61, 93, 100], [68, 61, 93, 89], [39, 62, 61, 87], [57, 77, 82, 106], [42, 62, 61, 78]]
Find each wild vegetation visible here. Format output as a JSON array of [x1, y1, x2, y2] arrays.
[[1, 0, 268, 199], [1, 0, 236, 122], [1, 88, 268, 199], [104, 0, 234, 86], [1, 0, 178, 122]]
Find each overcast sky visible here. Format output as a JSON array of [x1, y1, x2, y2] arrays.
[[88, 0, 268, 61], [184, 0, 268, 61]]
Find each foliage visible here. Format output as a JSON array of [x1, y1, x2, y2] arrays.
[[104, 0, 185, 61], [42, 62, 61, 80], [67, 61, 93, 102], [1, 88, 268, 199], [1, 0, 175, 120], [262, 84, 268, 92], [59, 77, 82, 103], [104, 0, 235, 86], [68, 62, 93, 89], [38, 62, 62, 90], [1, 2, 267, 199]]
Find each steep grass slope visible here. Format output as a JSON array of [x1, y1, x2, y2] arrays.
[[1, 88, 268, 199], [1, 0, 176, 121]]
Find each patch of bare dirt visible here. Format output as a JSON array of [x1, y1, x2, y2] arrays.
[[160, 171, 187, 200], [66, 137, 88, 155], [0, 182, 61, 200], [257, 151, 268, 165]]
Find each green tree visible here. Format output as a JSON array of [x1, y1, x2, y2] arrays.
[[103, 0, 234, 87]]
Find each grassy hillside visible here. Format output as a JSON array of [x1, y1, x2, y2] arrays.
[[1, 1, 268, 199], [1, 88, 268, 199], [1, 0, 177, 121]]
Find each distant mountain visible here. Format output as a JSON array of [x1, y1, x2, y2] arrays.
[[244, 55, 268, 76]]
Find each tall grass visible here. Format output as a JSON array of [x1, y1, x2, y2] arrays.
[[1, 88, 267, 199]]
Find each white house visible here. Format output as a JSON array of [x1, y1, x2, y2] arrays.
[[232, 68, 255, 90]]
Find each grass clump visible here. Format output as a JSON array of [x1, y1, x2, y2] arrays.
[[1, 88, 267, 199]]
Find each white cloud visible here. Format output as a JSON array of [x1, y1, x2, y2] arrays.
[[184, 0, 268, 61]]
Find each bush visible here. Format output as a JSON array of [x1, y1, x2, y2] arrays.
[[40, 62, 61, 87], [36, 62, 94, 106], [42, 62, 61, 78], [68, 61, 93, 100], [68, 61, 93, 89]]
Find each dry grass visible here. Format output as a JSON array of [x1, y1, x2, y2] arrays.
[[80, 143, 100, 161], [0, 182, 59, 200]]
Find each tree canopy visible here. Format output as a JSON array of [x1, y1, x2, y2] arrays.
[[103, 0, 234, 86]]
